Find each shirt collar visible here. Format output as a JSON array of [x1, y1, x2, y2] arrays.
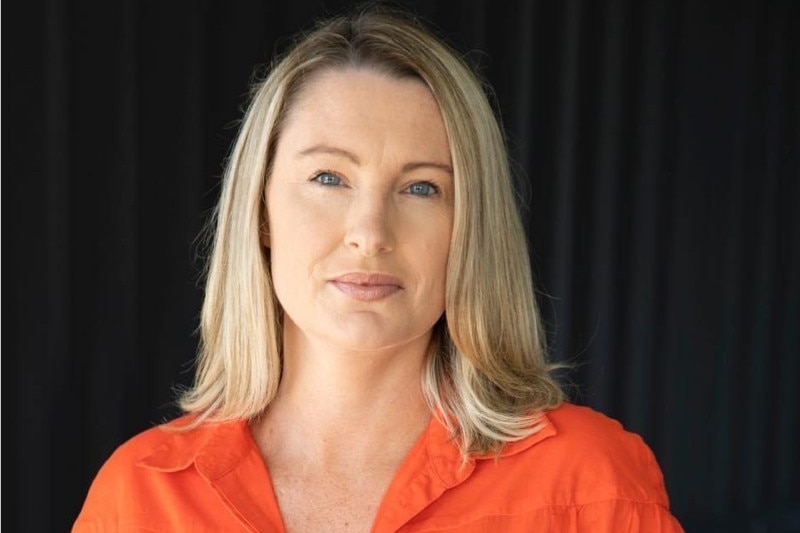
[[136, 409, 558, 480], [136, 415, 254, 481], [424, 410, 557, 486]]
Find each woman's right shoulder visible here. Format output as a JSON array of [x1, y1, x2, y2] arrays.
[[94, 414, 200, 473], [72, 414, 210, 532]]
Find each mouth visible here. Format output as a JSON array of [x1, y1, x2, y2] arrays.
[[328, 272, 404, 301]]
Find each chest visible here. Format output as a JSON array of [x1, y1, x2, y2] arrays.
[[269, 464, 396, 533]]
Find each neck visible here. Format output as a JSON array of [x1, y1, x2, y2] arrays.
[[253, 318, 433, 466]]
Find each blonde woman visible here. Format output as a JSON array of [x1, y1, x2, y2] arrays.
[[73, 6, 684, 532]]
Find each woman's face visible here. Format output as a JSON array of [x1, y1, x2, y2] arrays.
[[266, 68, 453, 354]]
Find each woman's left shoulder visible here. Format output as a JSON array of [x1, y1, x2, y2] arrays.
[[426, 404, 685, 531], [514, 402, 671, 505], [545, 402, 658, 455]]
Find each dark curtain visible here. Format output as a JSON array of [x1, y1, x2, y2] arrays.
[[6, 1, 798, 531]]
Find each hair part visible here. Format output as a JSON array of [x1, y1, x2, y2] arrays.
[[179, 4, 564, 457]]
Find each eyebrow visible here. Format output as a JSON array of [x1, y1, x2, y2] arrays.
[[297, 144, 453, 175]]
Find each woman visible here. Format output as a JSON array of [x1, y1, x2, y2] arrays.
[[73, 6, 684, 532]]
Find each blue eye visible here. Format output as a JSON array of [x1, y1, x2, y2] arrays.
[[313, 172, 342, 186], [406, 182, 439, 196]]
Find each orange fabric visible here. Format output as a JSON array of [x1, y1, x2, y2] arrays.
[[73, 403, 685, 532]]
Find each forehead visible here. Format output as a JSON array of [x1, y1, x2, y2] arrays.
[[288, 66, 435, 114], [276, 68, 452, 164]]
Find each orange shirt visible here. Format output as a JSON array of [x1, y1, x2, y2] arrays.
[[73, 403, 684, 532]]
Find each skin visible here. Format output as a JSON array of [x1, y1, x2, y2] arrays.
[[252, 68, 454, 533]]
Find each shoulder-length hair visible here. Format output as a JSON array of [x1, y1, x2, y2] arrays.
[[179, 6, 563, 456]]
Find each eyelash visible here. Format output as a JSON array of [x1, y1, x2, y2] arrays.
[[309, 170, 440, 197]]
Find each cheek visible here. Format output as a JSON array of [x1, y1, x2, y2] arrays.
[[267, 202, 303, 288], [267, 198, 338, 286], [411, 215, 452, 291], [428, 214, 453, 272], [269, 193, 319, 246]]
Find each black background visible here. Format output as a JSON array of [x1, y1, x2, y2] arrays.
[[5, 0, 799, 531]]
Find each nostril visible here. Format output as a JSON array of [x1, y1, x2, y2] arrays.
[[344, 213, 395, 255]]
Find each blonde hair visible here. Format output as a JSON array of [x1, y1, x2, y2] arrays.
[[179, 6, 563, 455]]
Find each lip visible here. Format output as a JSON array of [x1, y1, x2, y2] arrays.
[[328, 272, 404, 301]]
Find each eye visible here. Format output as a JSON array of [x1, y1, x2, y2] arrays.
[[405, 181, 439, 197], [312, 171, 343, 186]]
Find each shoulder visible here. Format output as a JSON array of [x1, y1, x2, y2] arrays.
[[417, 404, 685, 531], [72, 415, 213, 531], [465, 403, 672, 508], [511, 403, 671, 506], [545, 402, 659, 463], [87, 414, 205, 480]]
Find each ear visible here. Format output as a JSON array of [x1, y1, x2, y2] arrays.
[[261, 229, 270, 248]]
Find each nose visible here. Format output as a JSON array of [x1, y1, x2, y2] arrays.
[[344, 191, 395, 256]]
